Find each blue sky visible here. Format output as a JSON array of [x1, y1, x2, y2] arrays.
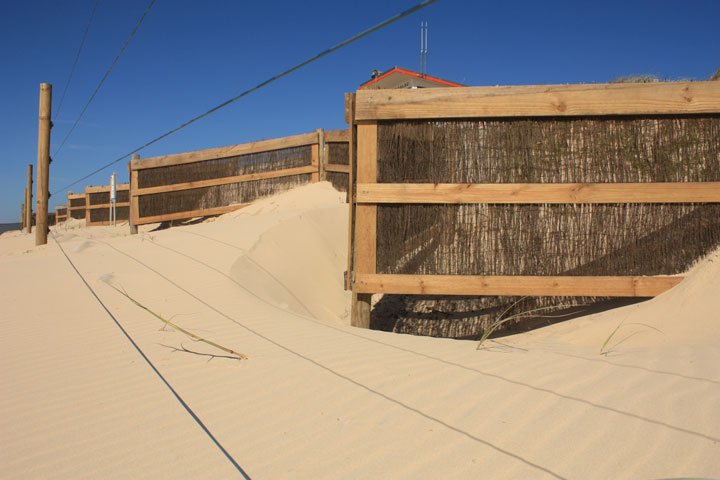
[[1, 0, 718, 223]]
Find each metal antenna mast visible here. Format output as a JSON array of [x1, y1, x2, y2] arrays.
[[420, 21, 428, 76]]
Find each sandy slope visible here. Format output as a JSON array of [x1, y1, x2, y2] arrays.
[[1, 182, 718, 479]]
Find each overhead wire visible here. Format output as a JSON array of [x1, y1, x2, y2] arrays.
[[48, 230, 252, 479], [54, 0, 100, 123], [53, 0, 156, 159], [52, 0, 439, 196]]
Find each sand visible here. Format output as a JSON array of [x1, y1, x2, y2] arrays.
[[1, 181, 718, 479]]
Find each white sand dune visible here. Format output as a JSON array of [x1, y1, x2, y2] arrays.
[[1, 182, 718, 479]]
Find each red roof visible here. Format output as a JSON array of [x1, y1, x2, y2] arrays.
[[359, 67, 463, 89]]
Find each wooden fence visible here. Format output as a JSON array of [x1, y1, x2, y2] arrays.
[[129, 129, 350, 227], [85, 183, 130, 226], [347, 81, 720, 328], [324, 129, 351, 195], [67, 192, 87, 220], [55, 205, 68, 223]]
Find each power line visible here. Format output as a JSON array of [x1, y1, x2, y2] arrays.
[[52, 0, 439, 196], [49, 231, 251, 479], [54, 0, 100, 123], [53, 0, 156, 159]]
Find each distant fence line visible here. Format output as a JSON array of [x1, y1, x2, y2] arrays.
[[50, 128, 350, 228], [55, 206, 68, 223], [346, 81, 720, 329], [67, 192, 87, 220], [129, 128, 350, 226], [86, 183, 130, 226]]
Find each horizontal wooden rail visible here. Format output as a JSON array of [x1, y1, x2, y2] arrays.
[[133, 165, 317, 196], [355, 81, 720, 120], [325, 164, 351, 174], [134, 204, 246, 226], [324, 129, 350, 142], [85, 184, 129, 193], [355, 274, 684, 297], [132, 131, 319, 170], [87, 202, 131, 209], [356, 182, 720, 204]]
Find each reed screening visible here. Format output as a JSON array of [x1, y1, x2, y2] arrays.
[[139, 174, 312, 217], [137, 145, 312, 218], [372, 116, 720, 337], [326, 141, 350, 193]]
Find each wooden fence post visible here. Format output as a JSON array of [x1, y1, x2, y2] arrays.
[[25, 164, 33, 233], [351, 106, 376, 329], [345, 94, 356, 291], [35, 83, 52, 245], [21, 200, 25, 230], [129, 155, 139, 234], [316, 128, 326, 181]]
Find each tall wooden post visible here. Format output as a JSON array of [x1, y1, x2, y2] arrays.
[[25, 164, 33, 233], [345, 93, 356, 291], [128, 155, 139, 234], [35, 83, 52, 245], [21, 200, 25, 230], [349, 91, 376, 329]]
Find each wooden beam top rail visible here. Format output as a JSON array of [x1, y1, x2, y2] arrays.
[[324, 164, 351, 174], [133, 165, 317, 197], [356, 182, 720, 204], [132, 131, 320, 170], [324, 129, 350, 142], [134, 204, 246, 225], [355, 81, 720, 120], [355, 274, 683, 297], [85, 184, 129, 193], [87, 202, 131, 209], [67, 193, 86, 200]]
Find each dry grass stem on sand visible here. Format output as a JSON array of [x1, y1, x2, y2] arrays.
[[103, 279, 248, 361]]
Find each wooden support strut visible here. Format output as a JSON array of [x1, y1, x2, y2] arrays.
[[25, 164, 33, 233], [354, 274, 684, 297], [351, 119, 377, 329], [356, 182, 720, 204], [317, 128, 326, 182], [129, 155, 139, 234]]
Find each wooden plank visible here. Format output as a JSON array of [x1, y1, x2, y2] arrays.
[[85, 184, 129, 193], [135, 204, 247, 225], [311, 143, 319, 183], [67, 193, 86, 200], [133, 165, 317, 196], [355, 274, 684, 297], [87, 202, 130, 209], [132, 131, 319, 170], [356, 182, 720, 204], [351, 121, 378, 328], [317, 128, 325, 181], [130, 164, 140, 232], [325, 129, 350, 142], [355, 81, 720, 120], [354, 123, 378, 276], [345, 93, 356, 291], [325, 164, 351, 174]]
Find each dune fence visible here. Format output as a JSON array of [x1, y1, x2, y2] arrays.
[[67, 192, 87, 220], [347, 81, 720, 331], [85, 183, 130, 226], [55, 205, 68, 224], [129, 129, 350, 227], [324, 129, 351, 195]]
